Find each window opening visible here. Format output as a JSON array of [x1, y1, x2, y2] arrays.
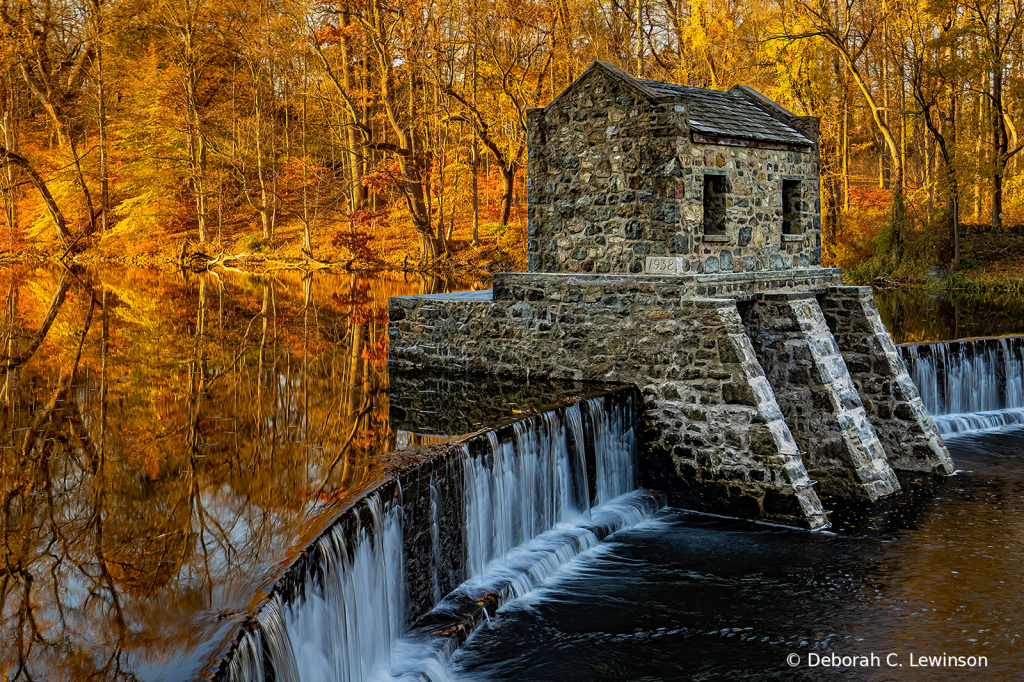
[[782, 179, 802, 235], [703, 174, 728, 236]]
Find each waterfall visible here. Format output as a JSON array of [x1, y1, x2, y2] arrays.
[[222, 391, 652, 682], [462, 397, 638, 583], [901, 336, 1024, 435], [225, 492, 407, 682]]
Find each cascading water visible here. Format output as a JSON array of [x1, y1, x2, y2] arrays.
[[225, 492, 407, 682], [222, 391, 656, 682], [901, 335, 1024, 435]]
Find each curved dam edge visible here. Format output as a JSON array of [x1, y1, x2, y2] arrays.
[[198, 383, 640, 681]]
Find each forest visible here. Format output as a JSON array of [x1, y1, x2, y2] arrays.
[[1, 0, 1022, 276]]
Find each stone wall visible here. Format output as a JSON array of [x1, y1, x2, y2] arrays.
[[389, 370, 597, 436], [493, 269, 842, 303], [817, 286, 954, 475], [961, 223, 1024, 262], [389, 283, 828, 528], [739, 292, 900, 501], [526, 67, 822, 276]]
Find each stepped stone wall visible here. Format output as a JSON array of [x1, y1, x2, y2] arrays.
[[961, 222, 1024, 263], [739, 292, 901, 501], [817, 286, 954, 475], [527, 66, 822, 276], [390, 283, 827, 528]]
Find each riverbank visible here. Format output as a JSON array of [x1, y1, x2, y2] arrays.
[[843, 254, 1024, 295], [0, 216, 525, 277]]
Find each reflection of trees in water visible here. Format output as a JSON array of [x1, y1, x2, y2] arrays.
[[875, 288, 1024, 344], [0, 265, 454, 680]]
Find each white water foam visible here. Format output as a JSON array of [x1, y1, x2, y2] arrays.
[[378, 491, 661, 682], [227, 492, 406, 682]]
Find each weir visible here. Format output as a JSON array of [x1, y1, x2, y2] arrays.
[[211, 62, 968, 680], [214, 388, 658, 681], [900, 335, 1024, 435]]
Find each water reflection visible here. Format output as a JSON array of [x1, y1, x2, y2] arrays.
[[874, 288, 1024, 344], [0, 265, 482, 681]]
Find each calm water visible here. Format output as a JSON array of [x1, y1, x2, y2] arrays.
[[0, 265, 499, 681], [3, 271, 1024, 681], [874, 287, 1024, 344]]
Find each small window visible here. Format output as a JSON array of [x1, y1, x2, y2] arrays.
[[782, 179, 802, 235], [703, 174, 728, 236]]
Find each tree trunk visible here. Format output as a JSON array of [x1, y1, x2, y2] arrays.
[[94, 0, 109, 233], [340, 11, 367, 212], [0, 144, 72, 244], [992, 57, 1006, 230], [500, 168, 515, 226]]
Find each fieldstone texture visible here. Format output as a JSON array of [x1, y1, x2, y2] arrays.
[[526, 61, 822, 276], [739, 292, 902, 501], [493, 269, 842, 303], [961, 222, 1024, 263], [389, 284, 828, 528], [389, 370, 597, 436], [817, 286, 954, 475]]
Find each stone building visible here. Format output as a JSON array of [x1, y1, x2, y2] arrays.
[[527, 61, 822, 276], [388, 63, 953, 530]]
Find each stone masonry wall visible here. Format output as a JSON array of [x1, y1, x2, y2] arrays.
[[493, 269, 842, 303], [739, 292, 901, 501], [961, 223, 1024, 263], [817, 286, 954, 475], [389, 285, 828, 528], [527, 68, 822, 276]]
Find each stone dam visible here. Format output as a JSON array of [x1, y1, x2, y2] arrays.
[[389, 61, 953, 530], [211, 62, 957, 681]]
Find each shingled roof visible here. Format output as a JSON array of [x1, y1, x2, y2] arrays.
[[555, 62, 815, 149]]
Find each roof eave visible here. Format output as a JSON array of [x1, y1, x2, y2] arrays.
[[691, 131, 813, 152]]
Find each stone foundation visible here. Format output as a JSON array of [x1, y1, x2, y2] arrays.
[[493, 268, 842, 303], [388, 271, 956, 529], [390, 278, 830, 528]]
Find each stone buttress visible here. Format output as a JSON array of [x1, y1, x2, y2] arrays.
[[738, 292, 901, 501], [817, 286, 954, 475], [390, 274, 855, 528]]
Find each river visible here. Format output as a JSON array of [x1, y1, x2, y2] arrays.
[[0, 269, 1020, 680]]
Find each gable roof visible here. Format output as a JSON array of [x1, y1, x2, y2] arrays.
[[551, 62, 814, 149]]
